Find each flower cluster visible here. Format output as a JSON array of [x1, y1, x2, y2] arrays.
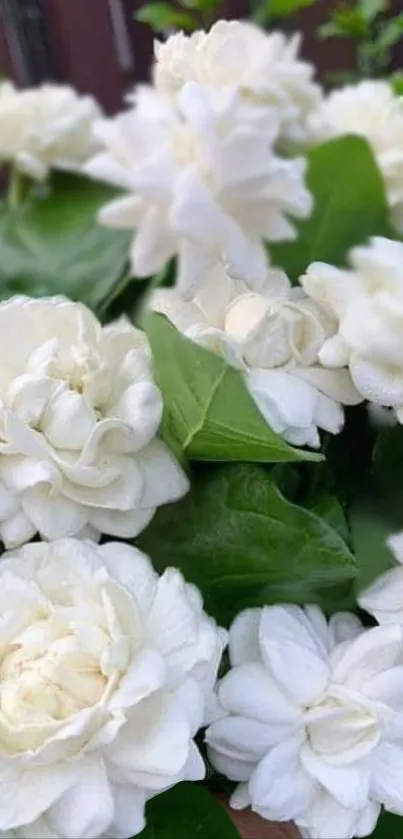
[[85, 21, 314, 296], [153, 21, 321, 146], [206, 603, 403, 839], [151, 265, 360, 448], [302, 237, 403, 422], [0, 81, 101, 181], [0, 296, 188, 547], [2, 16, 403, 839], [0, 538, 226, 838]]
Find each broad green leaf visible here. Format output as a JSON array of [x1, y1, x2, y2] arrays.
[[145, 313, 321, 464], [136, 463, 357, 626], [0, 172, 131, 312], [136, 2, 195, 31], [370, 811, 403, 838], [141, 784, 241, 839], [271, 136, 390, 282]]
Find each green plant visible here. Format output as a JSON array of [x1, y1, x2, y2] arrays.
[[135, 0, 316, 35], [135, 0, 221, 34], [318, 0, 403, 81]]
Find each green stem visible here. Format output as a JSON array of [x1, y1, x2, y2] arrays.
[[7, 166, 25, 209]]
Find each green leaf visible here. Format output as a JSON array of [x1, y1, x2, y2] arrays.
[[141, 784, 241, 839], [308, 495, 350, 543], [265, 0, 315, 16], [370, 811, 403, 838], [317, 21, 346, 39], [377, 13, 403, 50], [271, 136, 390, 282], [135, 2, 195, 31], [136, 462, 357, 626], [390, 71, 403, 96], [359, 0, 387, 21], [0, 172, 131, 313], [145, 313, 321, 464], [332, 7, 369, 38], [181, 0, 221, 10]]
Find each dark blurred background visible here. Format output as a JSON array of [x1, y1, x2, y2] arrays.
[[0, 0, 401, 113]]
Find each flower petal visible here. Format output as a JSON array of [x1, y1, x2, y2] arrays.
[[249, 737, 313, 822], [228, 608, 262, 666], [259, 605, 329, 706], [47, 755, 114, 839], [108, 784, 147, 839]]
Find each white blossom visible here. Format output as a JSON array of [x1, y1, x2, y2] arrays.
[[206, 603, 403, 839], [151, 264, 360, 448], [0, 81, 102, 181], [308, 80, 403, 233], [153, 21, 321, 145], [0, 538, 226, 838], [359, 531, 403, 625], [0, 295, 188, 548], [302, 237, 403, 421], [85, 82, 312, 297]]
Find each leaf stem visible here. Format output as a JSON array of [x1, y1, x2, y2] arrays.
[[7, 166, 25, 209]]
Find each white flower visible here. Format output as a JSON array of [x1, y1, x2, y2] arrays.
[[359, 531, 403, 625], [206, 603, 403, 839], [85, 82, 312, 297], [0, 538, 226, 838], [0, 295, 188, 548], [151, 264, 360, 448], [308, 80, 403, 232], [302, 237, 403, 421], [0, 81, 102, 181], [153, 21, 321, 145]]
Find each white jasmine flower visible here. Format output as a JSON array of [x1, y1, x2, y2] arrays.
[[0, 295, 188, 548], [302, 237, 403, 421], [153, 21, 321, 145], [151, 264, 360, 448], [359, 531, 403, 625], [0, 81, 102, 181], [85, 82, 312, 296], [308, 80, 403, 232], [206, 603, 403, 839], [0, 538, 226, 838]]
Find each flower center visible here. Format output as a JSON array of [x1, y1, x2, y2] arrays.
[[305, 694, 379, 763], [0, 626, 107, 725]]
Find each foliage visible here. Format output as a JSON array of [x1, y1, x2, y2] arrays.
[[135, 0, 316, 35], [250, 0, 316, 27], [136, 462, 357, 625], [135, 0, 221, 34], [318, 0, 403, 81], [145, 312, 321, 464], [141, 784, 241, 839], [0, 172, 131, 314], [271, 135, 391, 280], [3, 10, 403, 835]]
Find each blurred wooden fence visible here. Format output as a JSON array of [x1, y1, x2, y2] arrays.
[[1, 0, 399, 115]]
